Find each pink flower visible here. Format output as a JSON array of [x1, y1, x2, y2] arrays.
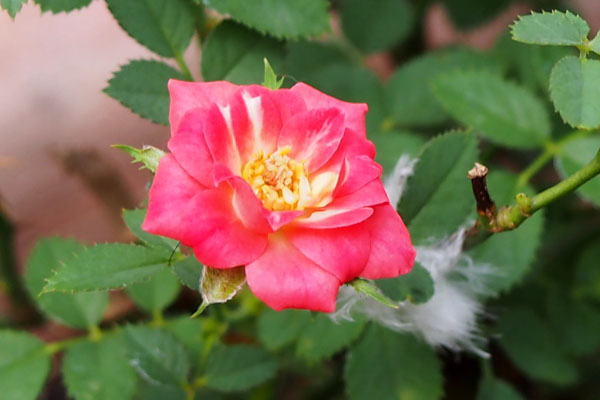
[[143, 80, 415, 312]]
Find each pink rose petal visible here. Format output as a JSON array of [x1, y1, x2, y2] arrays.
[[246, 236, 341, 312], [288, 224, 370, 283], [204, 104, 242, 176], [290, 82, 368, 138], [143, 154, 205, 239], [360, 205, 416, 279], [334, 155, 383, 198], [278, 108, 345, 173], [169, 80, 238, 132], [228, 86, 282, 164], [168, 107, 214, 187], [183, 186, 268, 268], [144, 80, 416, 312], [294, 207, 373, 229]]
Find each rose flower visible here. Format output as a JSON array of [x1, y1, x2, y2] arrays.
[[143, 80, 415, 312]]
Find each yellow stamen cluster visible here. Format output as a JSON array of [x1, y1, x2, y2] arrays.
[[242, 146, 309, 211]]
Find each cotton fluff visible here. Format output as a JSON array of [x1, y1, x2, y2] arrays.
[[384, 155, 418, 208], [331, 153, 496, 355]]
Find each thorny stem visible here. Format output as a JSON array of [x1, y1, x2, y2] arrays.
[[467, 147, 600, 239]]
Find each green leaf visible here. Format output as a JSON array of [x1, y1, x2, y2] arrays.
[[25, 238, 109, 328], [302, 63, 385, 133], [262, 58, 284, 90], [296, 314, 365, 364], [476, 377, 524, 400], [123, 326, 190, 386], [105, 0, 194, 58], [42, 243, 170, 293], [0, 330, 51, 400], [497, 307, 577, 386], [204, 0, 330, 40], [257, 309, 312, 351], [104, 60, 187, 125], [134, 382, 187, 400], [398, 131, 478, 244], [203, 345, 277, 391], [127, 268, 181, 313], [345, 325, 443, 400], [468, 171, 545, 295], [574, 239, 600, 301], [33, 0, 91, 13], [122, 208, 177, 251], [285, 41, 350, 82], [386, 48, 504, 128], [202, 21, 284, 85], [550, 56, 600, 129], [1, 0, 27, 18], [432, 71, 550, 148], [589, 30, 600, 56], [494, 34, 574, 93], [340, 0, 414, 53], [555, 135, 600, 205], [441, 0, 510, 29], [349, 279, 399, 309], [166, 317, 205, 361], [63, 335, 137, 400], [546, 296, 600, 357], [200, 266, 246, 307], [511, 10, 589, 47], [173, 256, 203, 290], [114, 146, 166, 174], [376, 263, 434, 304], [369, 130, 425, 175]]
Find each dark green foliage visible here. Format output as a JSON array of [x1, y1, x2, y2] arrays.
[[202, 21, 285, 84], [1, 0, 27, 17], [377, 263, 434, 303], [25, 238, 109, 328], [345, 325, 443, 400], [104, 60, 187, 125], [0, 331, 51, 400], [397, 131, 478, 244], [33, 0, 91, 14], [204, 0, 330, 39], [105, 0, 194, 58], [341, 0, 414, 53], [63, 335, 137, 400]]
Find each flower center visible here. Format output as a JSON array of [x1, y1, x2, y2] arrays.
[[242, 146, 311, 211]]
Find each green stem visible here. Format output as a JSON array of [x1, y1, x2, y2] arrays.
[[497, 147, 600, 230], [151, 308, 165, 326], [516, 143, 557, 187], [191, 301, 208, 318], [174, 50, 194, 81], [88, 324, 103, 341], [44, 334, 92, 355], [533, 148, 600, 210], [517, 130, 592, 187]]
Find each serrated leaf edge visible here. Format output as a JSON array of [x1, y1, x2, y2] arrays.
[[509, 9, 590, 46]]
